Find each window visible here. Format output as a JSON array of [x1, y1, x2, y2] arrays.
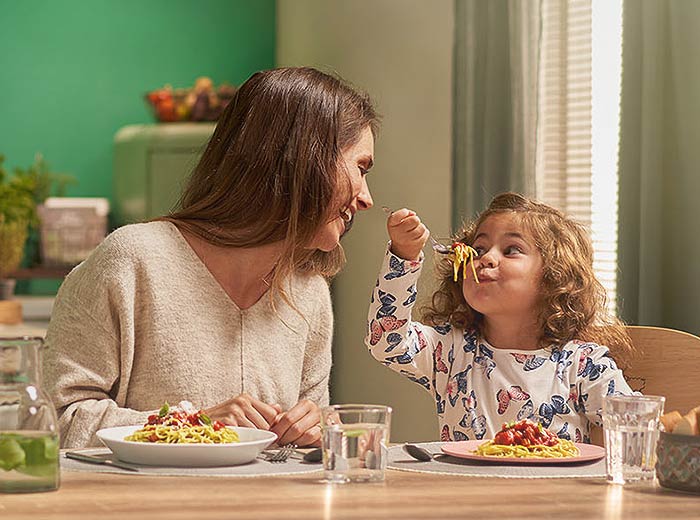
[[535, 0, 623, 313]]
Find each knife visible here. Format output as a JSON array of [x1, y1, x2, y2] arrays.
[[65, 451, 141, 472]]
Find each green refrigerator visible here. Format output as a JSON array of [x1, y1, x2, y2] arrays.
[[113, 123, 215, 226]]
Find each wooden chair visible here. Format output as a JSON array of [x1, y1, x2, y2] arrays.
[[624, 325, 700, 413], [591, 325, 700, 445]]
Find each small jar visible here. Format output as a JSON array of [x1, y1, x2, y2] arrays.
[[0, 337, 60, 493]]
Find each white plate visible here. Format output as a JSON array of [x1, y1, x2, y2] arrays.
[[96, 425, 277, 467]]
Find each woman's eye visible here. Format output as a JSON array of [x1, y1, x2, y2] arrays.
[[359, 166, 369, 175]]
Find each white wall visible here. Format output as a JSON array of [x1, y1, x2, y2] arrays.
[[277, 0, 454, 441]]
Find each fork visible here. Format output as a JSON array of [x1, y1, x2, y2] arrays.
[[263, 443, 296, 463], [382, 206, 452, 255]]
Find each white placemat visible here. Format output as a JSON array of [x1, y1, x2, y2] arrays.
[[388, 442, 606, 479], [61, 449, 323, 478]]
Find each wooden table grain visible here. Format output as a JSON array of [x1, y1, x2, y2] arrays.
[[1, 469, 697, 519]]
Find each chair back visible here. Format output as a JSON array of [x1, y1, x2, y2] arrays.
[[590, 325, 700, 445], [624, 325, 700, 414]]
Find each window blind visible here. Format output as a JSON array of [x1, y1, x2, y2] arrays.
[[535, 0, 622, 313]]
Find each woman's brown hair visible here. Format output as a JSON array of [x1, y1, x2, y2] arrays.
[[161, 67, 379, 300], [423, 192, 635, 368]]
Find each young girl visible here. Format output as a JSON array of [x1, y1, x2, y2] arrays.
[[365, 192, 636, 443]]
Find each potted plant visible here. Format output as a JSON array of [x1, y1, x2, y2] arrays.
[[0, 155, 37, 300]]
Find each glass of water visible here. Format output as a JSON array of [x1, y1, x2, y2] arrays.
[[602, 395, 665, 484], [321, 404, 391, 483]]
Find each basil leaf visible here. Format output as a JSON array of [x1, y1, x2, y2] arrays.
[[199, 413, 212, 426], [158, 402, 170, 418]]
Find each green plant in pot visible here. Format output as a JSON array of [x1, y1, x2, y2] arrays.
[[0, 155, 36, 300]]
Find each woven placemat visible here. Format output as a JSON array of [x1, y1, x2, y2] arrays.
[[387, 442, 606, 479], [61, 449, 323, 478]]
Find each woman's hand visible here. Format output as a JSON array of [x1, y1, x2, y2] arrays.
[[269, 399, 322, 447], [387, 208, 430, 261], [204, 393, 282, 430]]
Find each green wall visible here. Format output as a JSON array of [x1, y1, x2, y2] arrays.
[[0, 0, 275, 293]]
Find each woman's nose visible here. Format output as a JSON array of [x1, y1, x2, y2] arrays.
[[356, 177, 373, 210]]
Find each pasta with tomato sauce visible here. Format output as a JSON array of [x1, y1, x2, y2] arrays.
[[451, 242, 480, 284], [474, 419, 580, 459], [125, 403, 239, 444]]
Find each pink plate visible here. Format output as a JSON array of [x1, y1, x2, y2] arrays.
[[440, 440, 605, 464]]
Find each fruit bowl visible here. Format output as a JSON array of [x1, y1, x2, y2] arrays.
[[656, 431, 700, 493], [145, 77, 236, 123]]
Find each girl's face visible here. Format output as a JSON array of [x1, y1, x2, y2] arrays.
[[462, 213, 543, 320], [309, 126, 374, 252]]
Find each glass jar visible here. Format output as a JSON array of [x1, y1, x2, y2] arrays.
[[0, 337, 60, 493]]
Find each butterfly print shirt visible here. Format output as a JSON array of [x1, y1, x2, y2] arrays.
[[365, 247, 637, 443]]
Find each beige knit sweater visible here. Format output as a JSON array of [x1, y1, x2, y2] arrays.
[[44, 222, 333, 447]]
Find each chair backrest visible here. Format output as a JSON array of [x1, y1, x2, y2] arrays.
[[624, 325, 700, 414], [590, 325, 700, 445]]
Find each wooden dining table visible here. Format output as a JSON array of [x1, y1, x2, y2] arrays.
[[2, 467, 697, 519]]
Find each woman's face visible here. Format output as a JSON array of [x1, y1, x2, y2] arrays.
[[310, 126, 375, 252], [462, 213, 543, 320]]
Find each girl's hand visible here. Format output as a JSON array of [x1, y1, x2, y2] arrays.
[[204, 394, 282, 430], [387, 208, 430, 261], [269, 399, 322, 447]]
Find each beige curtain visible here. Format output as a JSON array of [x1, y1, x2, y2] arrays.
[[618, 0, 700, 335], [452, 0, 540, 227]]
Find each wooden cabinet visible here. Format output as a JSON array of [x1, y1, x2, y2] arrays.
[[113, 123, 215, 225]]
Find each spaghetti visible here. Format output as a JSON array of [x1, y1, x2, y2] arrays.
[[473, 419, 580, 459], [125, 403, 239, 444], [451, 242, 480, 284]]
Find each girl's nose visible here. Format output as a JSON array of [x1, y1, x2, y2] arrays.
[[479, 249, 498, 269]]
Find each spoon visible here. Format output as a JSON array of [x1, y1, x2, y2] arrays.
[[403, 443, 436, 462], [301, 447, 323, 463]]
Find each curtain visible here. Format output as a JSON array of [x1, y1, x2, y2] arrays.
[[617, 0, 700, 335], [452, 0, 540, 229]]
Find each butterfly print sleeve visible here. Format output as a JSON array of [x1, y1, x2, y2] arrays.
[[575, 342, 639, 427], [364, 245, 447, 391]]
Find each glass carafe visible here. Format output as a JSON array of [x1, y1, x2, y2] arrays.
[[0, 337, 60, 493]]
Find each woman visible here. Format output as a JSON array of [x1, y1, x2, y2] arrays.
[[45, 67, 378, 448]]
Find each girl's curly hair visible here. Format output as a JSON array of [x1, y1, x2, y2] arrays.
[[422, 192, 634, 368]]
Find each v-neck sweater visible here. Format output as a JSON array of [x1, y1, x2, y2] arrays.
[[44, 222, 333, 448]]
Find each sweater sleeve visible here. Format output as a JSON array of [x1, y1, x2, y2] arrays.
[[364, 245, 446, 393], [298, 277, 333, 406], [43, 246, 153, 448]]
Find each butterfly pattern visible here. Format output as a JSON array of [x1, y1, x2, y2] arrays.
[[365, 247, 638, 442], [496, 385, 530, 414]]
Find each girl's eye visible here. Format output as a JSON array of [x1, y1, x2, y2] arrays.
[[359, 166, 369, 176], [473, 246, 485, 257], [504, 245, 523, 255]]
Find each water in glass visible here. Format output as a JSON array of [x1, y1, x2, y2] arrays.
[[602, 395, 664, 485]]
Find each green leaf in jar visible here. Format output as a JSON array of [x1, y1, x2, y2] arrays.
[[158, 402, 170, 418], [0, 435, 26, 471], [16, 435, 59, 478]]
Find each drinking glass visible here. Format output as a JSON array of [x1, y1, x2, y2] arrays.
[[321, 404, 391, 483], [602, 395, 665, 484], [0, 337, 60, 493]]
